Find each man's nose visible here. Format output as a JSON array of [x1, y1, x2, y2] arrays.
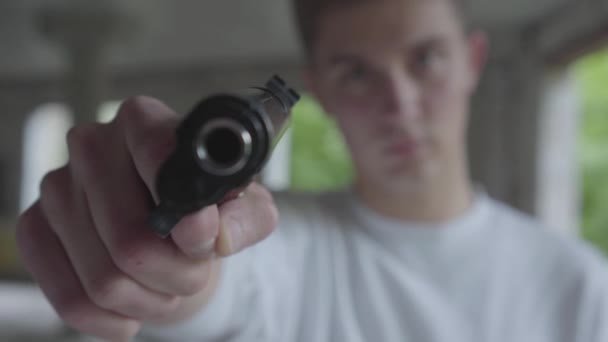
[[381, 72, 421, 120]]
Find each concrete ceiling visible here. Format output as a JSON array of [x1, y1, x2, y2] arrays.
[[0, 0, 571, 78], [468, 0, 570, 27]]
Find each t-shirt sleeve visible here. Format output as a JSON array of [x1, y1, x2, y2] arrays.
[[137, 220, 299, 341]]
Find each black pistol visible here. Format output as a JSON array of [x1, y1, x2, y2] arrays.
[[149, 75, 301, 238]]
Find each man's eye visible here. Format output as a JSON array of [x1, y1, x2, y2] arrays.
[[411, 47, 446, 79], [415, 49, 438, 68], [344, 66, 368, 81]]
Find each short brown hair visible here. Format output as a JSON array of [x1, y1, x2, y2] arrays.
[[291, 0, 470, 55]]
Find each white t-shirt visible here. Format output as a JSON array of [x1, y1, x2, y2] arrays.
[[140, 190, 608, 342]]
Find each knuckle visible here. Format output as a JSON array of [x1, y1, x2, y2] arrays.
[[115, 96, 177, 175], [54, 293, 91, 330], [15, 212, 37, 253], [38, 169, 72, 232], [66, 124, 105, 163], [86, 274, 129, 310], [153, 297, 182, 319], [112, 239, 148, 276], [66, 123, 99, 149], [85, 270, 178, 320], [133, 132, 175, 176], [14, 223, 30, 252], [54, 288, 140, 340], [178, 265, 211, 296], [115, 95, 168, 131], [61, 304, 137, 342], [39, 168, 68, 200], [114, 96, 148, 127], [147, 296, 181, 319], [14, 205, 53, 268]]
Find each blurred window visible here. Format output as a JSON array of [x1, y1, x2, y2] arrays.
[[19, 101, 121, 212], [20, 104, 72, 212]]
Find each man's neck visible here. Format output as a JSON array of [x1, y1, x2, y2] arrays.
[[354, 161, 474, 224]]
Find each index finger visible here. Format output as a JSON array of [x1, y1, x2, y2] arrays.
[[112, 96, 179, 202]]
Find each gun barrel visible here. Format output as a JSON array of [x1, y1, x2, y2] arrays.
[[149, 75, 300, 238], [194, 118, 253, 176]]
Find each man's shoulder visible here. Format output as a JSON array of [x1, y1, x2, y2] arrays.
[[484, 199, 608, 339], [485, 196, 608, 282]]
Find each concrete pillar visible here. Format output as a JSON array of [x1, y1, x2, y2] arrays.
[[37, 2, 128, 123], [0, 94, 37, 218], [536, 68, 582, 235], [468, 31, 544, 215]]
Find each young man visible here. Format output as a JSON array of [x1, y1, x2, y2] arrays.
[[16, 0, 608, 341]]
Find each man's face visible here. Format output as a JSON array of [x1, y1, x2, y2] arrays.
[[304, 0, 487, 193]]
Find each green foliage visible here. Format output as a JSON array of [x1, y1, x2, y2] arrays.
[[289, 95, 354, 192], [575, 46, 608, 255]]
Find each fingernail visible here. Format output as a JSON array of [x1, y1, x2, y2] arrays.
[[196, 238, 216, 257], [217, 219, 241, 255]]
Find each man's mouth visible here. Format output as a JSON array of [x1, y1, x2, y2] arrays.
[[384, 137, 422, 157]]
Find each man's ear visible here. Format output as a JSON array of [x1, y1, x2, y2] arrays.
[[467, 30, 489, 91]]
